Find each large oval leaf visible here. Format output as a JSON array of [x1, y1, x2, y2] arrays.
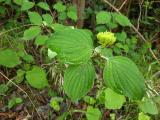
[[63, 62, 95, 101], [103, 56, 146, 100], [46, 28, 94, 64]]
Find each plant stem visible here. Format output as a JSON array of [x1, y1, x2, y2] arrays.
[[103, 0, 160, 64]]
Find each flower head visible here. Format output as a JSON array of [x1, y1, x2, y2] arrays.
[[97, 31, 116, 47]]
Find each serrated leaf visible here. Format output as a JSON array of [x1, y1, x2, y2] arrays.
[[107, 22, 118, 29], [28, 11, 42, 25], [46, 28, 94, 64], [21, 0, 34, 11], [96, 11, 111, 25], [26, 66, 49, 89], [114, 13, 131, 26], [103, 56, 146, 100], [42, 14, 53, 25], [115, 31, 127, 42], [67, 6, 77, 21], [86, 106, 101, 120], [63, 62, 95, 101], [35, 35, 48, 46], [23, 26, 41, 40], [104, 88, 126, 109], [53, 2, 66, 12], [0, 49, 21, 68], [37, 2, 50, 11]]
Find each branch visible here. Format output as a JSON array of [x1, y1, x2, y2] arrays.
[[103, 0, 160, 64], [118, 0, 128, 11], [0, 72, 42, 119]]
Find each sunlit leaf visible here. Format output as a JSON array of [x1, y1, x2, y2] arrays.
[[104, 88, 126, 109], [86, 106, 101, 120], [103, 56, 146, 100]]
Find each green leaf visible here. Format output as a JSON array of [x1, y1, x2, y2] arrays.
[[107, 22, 118, 29], [114, 13, 131, 26], [47, 29, 94, 64], [63, 62, 95, 101], [15, 98, 23, 103], [28, 11, 42, 25], [42, 14, 53, 25], [23, 26, 41, 40], [0, 0, 5, 2], [0, 6, 6, 15], [115, 31, 127, 42], [83, 96, 96, 105], [14, 69, 25, 84], [35, 35, 48, 46], [50, 98, 60, 111], [101, 48, 113, 58], [37, 2, 50, 11], [138, 112, 151, 120], [86, 106, 101, 120], [53, 2, 66, 12], [21, 0, 34, 11], [0, 49, 21, 68], [22, 54, 34, 63], [138, 98, 158, 115], [51, 23, 71, 32], [8, 97, 23, 109], [0, 84, 8, 95], [104, 88, 126, 109], [67, 6, 77, 21], [58, 12, 67, 21], [48, 49, 57, 59], [103, 56, 146, 100], [13, 0, 23, 5], [26, 66, 49, 89], [96, 11, 111, 25], [115, 43, 124, 49]]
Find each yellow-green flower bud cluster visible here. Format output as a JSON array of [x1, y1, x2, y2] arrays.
[[97, 31, 116, 47]]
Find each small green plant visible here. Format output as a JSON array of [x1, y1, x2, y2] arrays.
[[8, 97, 23, 109], [0, 0, 159, 119]]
